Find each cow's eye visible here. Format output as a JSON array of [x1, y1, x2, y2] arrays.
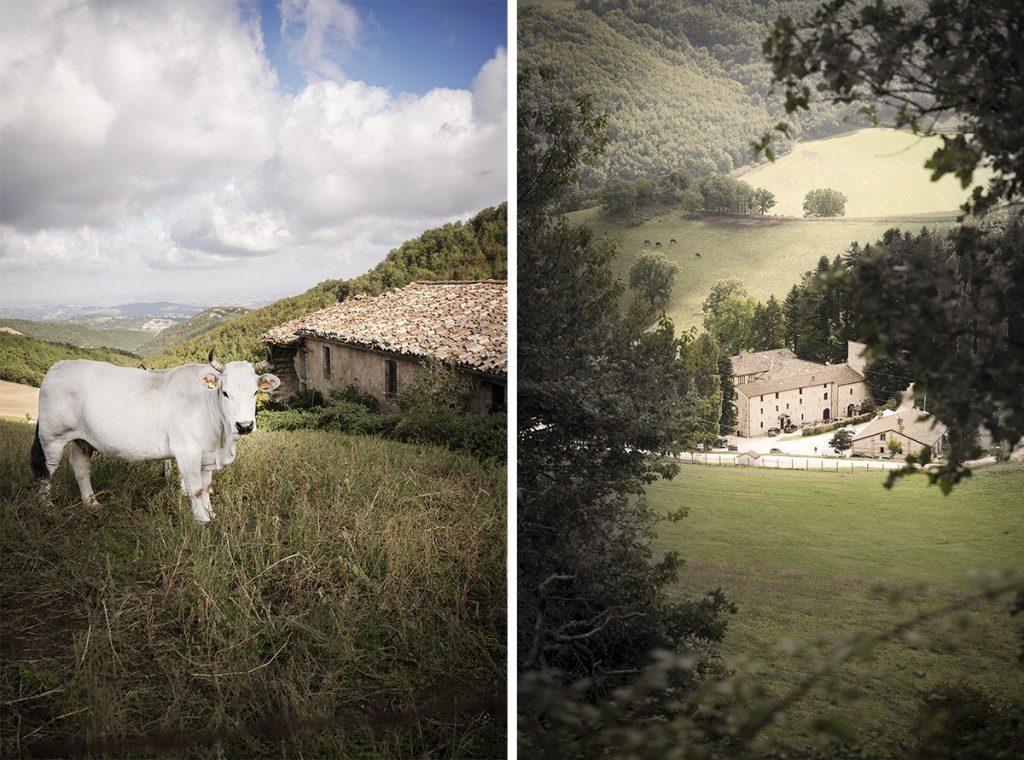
[[222, 390, 230, 399]]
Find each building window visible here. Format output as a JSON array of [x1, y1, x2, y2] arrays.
[[824, 392, 828, 400], [490, 382, 505, 412], [385, 360, 398, 397], [823, 383, 827, 388], [880, 446, 885, 453], [850, 388, 854, 395], [801, 414, 804, 420], [760, 421, 764, 429], [775, 392, 779, 399], [322, 346, 331, 379], [760, 408, 763, 414], [775, 405, 779, 412], [799, 388, 803, 395], [760, 395, 764, 401], [786, 404, 789, 409]]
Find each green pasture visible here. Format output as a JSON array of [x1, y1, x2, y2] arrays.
[[650, 464, 1024, 752], [735, 128, 991, 218], [573, 207, 953, 330], [0, 420, 505, 758]]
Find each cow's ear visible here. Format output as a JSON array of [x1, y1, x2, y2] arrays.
[[201, 373, 221, 389], [257, 373, 281, 392]]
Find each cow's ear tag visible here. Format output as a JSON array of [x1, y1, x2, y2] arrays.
[[258, 373, 281, 391], [201, 373, 221, 389]]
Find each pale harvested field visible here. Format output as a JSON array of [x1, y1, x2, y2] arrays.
[[735, 128, 992, 217], [0, 379, 38, 421]]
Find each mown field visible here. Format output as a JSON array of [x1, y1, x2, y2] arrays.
[[735, 128, 992, 218], [572, 207, 953, 329], [0, 420, 505, 757], [650, 464, 1024, 752], [0, 380, 38, 421]]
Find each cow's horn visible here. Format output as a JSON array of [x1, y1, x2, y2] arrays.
[[253, 360, 270, 373], [208, 350, 225, 373]]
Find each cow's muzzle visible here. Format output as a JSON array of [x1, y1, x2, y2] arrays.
[[236, 421, 254, 435]]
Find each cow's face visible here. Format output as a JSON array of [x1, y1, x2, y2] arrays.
[[202, 361, 281, 436]]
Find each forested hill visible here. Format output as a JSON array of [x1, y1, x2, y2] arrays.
[[520, 0, 858, 185], [150, 204, 507, 366], [0, 333, 140, 387]]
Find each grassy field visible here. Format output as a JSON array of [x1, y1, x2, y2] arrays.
[[572, 207, 953, 329], [649, 464, 1024, 752], [0, 319, 151, 353], [0, 380, 38, 420], [0, 420, 505, 757], [735, 129, 991, 218]]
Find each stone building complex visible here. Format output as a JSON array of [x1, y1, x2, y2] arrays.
[[728, 342, 869, 437]]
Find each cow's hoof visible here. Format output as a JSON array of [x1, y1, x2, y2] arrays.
[[193, 511, 212, 524]]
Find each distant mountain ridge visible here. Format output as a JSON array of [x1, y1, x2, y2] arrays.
[[137, 307, 251, 357]]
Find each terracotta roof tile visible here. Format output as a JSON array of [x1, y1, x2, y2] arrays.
[[262, 281, 507, 376]]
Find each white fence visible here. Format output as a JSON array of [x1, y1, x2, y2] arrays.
[[679, 452, 903, 472]]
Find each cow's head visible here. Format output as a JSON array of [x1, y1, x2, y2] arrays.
[[202, 352, 281, 436]]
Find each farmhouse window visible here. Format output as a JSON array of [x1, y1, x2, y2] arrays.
[[775, 406, 779, 412], [880, 447, 885, 453], [760, 395, 764, 401], [850, 388, 854, 395], [775, 392, 779, 399], [879, 434, 885, 441], [823, 384, 827, 388], [322, 346, 331, 379], [799, 388, 803, 395], [786, 404, 789, 409], [385, 360, 398, 397], [760, 422, 764, 429], [490, 382, 505, 412], [824, 392, 828, 400], [760, 408, 763, 414]]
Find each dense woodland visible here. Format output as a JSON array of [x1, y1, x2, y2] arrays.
[[150, 204, 507, 366], [519, 0, 862, 188]]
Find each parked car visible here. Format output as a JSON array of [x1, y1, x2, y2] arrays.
[[728, 445, 738, 452], [879, 455, 894, 461], [766, 427, 781, 437], [715, 437, 729, 448], [851, 452, 868, 458], [769, 447, 782, 454], [695, 443, 705, 451], [783, 424, 797, 434]]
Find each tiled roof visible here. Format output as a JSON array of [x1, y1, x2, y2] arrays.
[[262, 281, 507, 376], [729, 348, 798, 377], [852, 409, 947, 446], [735, 362, 864, 397]]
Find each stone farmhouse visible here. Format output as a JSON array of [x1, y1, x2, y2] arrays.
[[261, 281, 506, 413], [851, 406, 947, 460], [729, 342, 869, 437]]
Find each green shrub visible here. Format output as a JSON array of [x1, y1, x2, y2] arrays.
[[802, 412, 873, 437]]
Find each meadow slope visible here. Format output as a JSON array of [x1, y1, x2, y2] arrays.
[[0, 421, 505, 757], [650, 464, 1024, 752], [735, 129, 992, 218], [572, 207, 952, 329]]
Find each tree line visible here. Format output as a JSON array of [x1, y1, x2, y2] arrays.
[[601, 170, 777, 223]]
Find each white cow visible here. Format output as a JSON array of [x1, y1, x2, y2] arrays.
[[31, 353, 280, 522]]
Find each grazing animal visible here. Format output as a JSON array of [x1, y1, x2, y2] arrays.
[[694, 251, 702, 259], [31, 352, 280, 523], [670, 238, 677, 245], [643, 239, 651, 247], [655, 241, 662, 248]]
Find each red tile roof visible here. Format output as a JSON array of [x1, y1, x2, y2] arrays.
[[262, 281, 507, 376]]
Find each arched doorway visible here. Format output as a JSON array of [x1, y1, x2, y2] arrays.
[[846, 403, 856, 417], [822, 408, 830, 421], [778, 414, 790, 430]]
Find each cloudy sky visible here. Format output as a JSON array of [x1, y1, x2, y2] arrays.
[[0, 0, 507, 307]]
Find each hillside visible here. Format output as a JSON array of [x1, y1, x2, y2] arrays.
[[574, 205, 955, 330], [519, 0, 858, 185], [150, 204, 507, 366], [0, 318, 151, 352], [735, 128, 991, 217], [136, 306, 250, 357], [0, 333, 140, 387]]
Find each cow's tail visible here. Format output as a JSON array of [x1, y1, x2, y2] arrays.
[[31, 424, 49, 480]]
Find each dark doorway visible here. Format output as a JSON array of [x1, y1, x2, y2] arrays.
[[822, 408, 830, 421]]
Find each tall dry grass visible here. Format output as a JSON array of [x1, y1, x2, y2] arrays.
[[0, 419, 505, 757]]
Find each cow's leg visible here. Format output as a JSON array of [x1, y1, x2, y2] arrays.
[[36, 433, 72, 505], [175, 453, 211, 523], [201, 467, 216, 520], [69, 440, 98, 506]]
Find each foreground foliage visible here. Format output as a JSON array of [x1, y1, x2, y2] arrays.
[[0, 420, 505, 757]]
